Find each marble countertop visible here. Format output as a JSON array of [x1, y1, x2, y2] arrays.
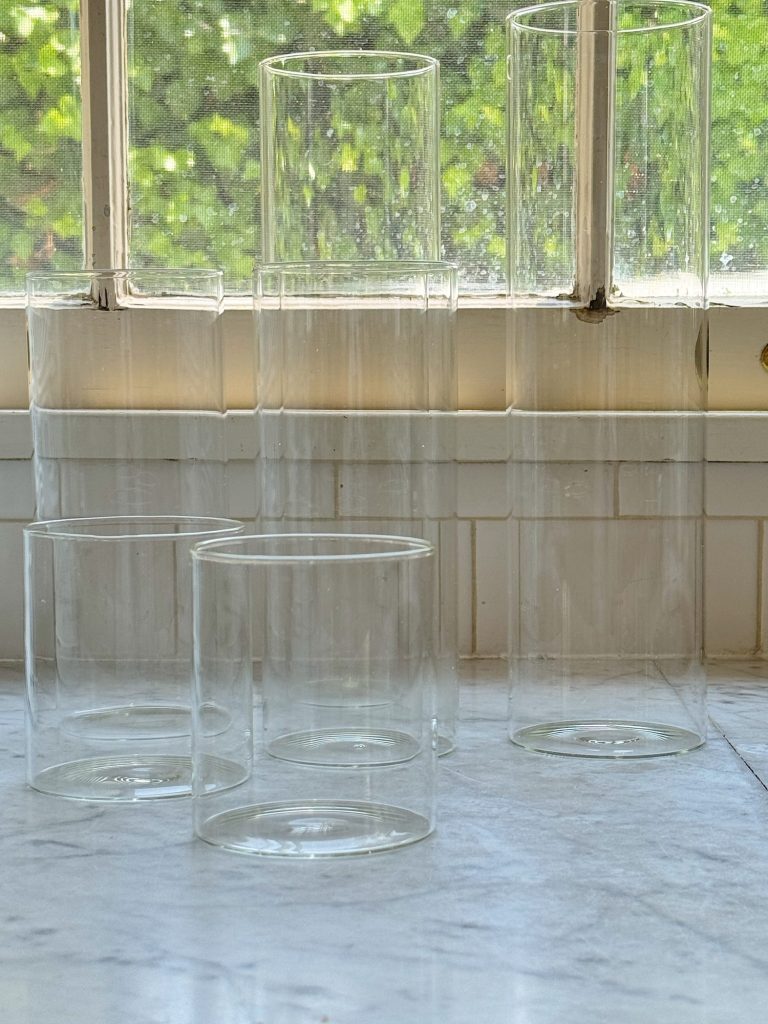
[[3, 660, 768, 1024]]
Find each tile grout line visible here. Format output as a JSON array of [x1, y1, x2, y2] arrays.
[[757, 519, 764, 655], [470, 519, 477, 656]]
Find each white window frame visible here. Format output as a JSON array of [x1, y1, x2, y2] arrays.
[[80, 0, 129, 273]]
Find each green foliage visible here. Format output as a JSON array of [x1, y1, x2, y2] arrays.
[[710, 0, 768, 276], [0, 2, 81, 289], [0, 1, 767, 291]]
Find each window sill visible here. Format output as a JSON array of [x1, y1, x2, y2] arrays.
[[3, 302, 767, 411]]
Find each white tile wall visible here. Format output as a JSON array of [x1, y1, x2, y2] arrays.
[[475, 520, 511, 657], [510, 462, 615, 518], [707, 463, 768, 517], [457, 463, 508, 518], [226, 461, 259, 519], [456, 519, 473, 656], [705, 519, 759, 656], [760, 527, 768, 654], [0, 461, 35, 519], [1, 411, 768, 662], [619, 463, 703, 517], [518, 518, 700, 657], [0, 411, 33, 458], [53, 537, 177, 659], [260, 460, 336, 520], [0, 521, 24, 660], [338, 462, 455, 519]]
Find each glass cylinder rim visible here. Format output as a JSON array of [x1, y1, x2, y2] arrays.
[[256, 259, 458, 280], [192, 532, 435, 566], [259, 49, 438, 82], [24, 516, 244, 543], [507, 0, 712, 35], [26, 268, 224, 284]]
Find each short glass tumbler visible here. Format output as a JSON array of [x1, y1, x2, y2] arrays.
[[192, 534, 437, 857], [260, 51, 440, 261], [25, 516, 244, 800]]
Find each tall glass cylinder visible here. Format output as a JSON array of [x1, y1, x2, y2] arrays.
[[27, 269, 227, 519], [254, 261, 458, 754], [506, 2, 710, 756], [260, 51, 440, 262]]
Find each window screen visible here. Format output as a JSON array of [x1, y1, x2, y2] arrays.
[[0, 2, 766, 295], [128, 0, 768, 295], [0, 2, 82, 292], [709, 0, 768, 298], [127, 0, 507, 292]]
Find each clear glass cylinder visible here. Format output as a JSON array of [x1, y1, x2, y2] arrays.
[[27, 269, 227, 519], [508, 0, 711, 301], [506, 2, 709, 756], [260, 51, 440, 261], [254, 261, 458, 754], [24, 515, 244, 800], [192, 533, 436, 857]]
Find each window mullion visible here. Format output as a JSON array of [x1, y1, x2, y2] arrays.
[[573, 0, 617, 308], [80, 0, 129, 274]]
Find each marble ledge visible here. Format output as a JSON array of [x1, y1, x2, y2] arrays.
[[1, 661, 768, 1024]]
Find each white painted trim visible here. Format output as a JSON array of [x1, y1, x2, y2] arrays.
[[706, 413, 768, 461], [2, 408, 765, 463], [80, 0, 129, 270], [0, 411, 33, 458], [573, 0, 617, 307]]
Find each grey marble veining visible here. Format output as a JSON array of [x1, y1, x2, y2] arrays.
[[2, 661, 768, 1024], [708, 660, 768, 795]]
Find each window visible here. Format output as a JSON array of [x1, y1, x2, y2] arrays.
[[1, 0, 765, 295], [126, 0, 508, 290], [0, 1, 767, 407]]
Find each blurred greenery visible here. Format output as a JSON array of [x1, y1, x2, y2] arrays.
[[0, 0, 766, 292], [0, 2, 82, 288]]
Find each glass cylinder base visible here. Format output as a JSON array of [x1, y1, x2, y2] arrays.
[[508, 655, 707, 760], [511, 720, 705, 758], [31, 754, 193, 801], [30, 752, 245, 802], [437, 734, 455, 757], [267, 728, 421, 767], [197, 800, 433, 858]]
